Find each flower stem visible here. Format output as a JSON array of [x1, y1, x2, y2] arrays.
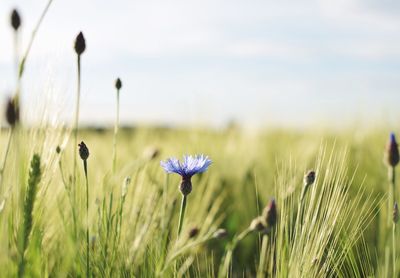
[[0, 129, 13, 189], [393, 222, 396, 276], [112, 89, 120, 173], [257, 234, 269, 278], [177, 195, 187, 237], [83, 159, 90, 278], [73, 55, 81, 188]]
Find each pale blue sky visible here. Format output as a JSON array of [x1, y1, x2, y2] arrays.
[[0, 0, 400, 129]]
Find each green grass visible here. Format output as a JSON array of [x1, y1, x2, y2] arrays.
[[0, 126, 396, 277]]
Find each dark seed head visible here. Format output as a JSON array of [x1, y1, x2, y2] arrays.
[[385, 133, 400, 167], [304, 170, 316, 187], [78, 141, 89, 160], [11, 9, 21, 31], [179, 177, 192, 196], [188, 227, 200, 239], [5, 97, 19, 127], [262, 199, 277, 228], [56, 146, 61, 154], [74, 32, 86, 55], [115, 78, 122, 90], [394, 202, 399, 224]]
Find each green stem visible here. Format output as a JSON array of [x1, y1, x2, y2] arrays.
[[218, 228, 251, 278], [18, 0, 54, 80], [83, 159, 90, 278], [0, 129, 13, 189], [257, 234, 269, 278], [389, 167, 396, 226], [112, 90, 120, 173], [177, 195, 187, 237], [393, 223, 396, 276], [73, 55, 81, 190]]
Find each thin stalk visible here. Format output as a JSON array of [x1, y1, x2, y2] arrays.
[[257, 234, 269, 278], [389, 167, 396, 226], [83, 159, 90, 278], [18, 0, 54, 80], [0, 129, 13, 188], [393, 223, 396, 276], [73, 55, 81, 187], [218, 228, 251, 278], [177, 195, 187, 237], [112, 89, 120, 173]]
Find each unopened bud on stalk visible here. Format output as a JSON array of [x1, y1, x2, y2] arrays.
[[5, 97, 19, 127], [78, 141, 89, 161], [115, 78, 122, 90], [10, 9, 21, 31], [74, 32, 86, 55], [304, 170, 316, 187], [385, 133, 400, 167], [188, 227, 200, 239], [56, 146, 61, 154], [262, 199, 277, 228], [179, 177, 192, 196], [394, 202, 399, 224]]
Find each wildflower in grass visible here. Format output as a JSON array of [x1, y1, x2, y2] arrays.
[[10, 9, 21, 31], [160, 154, 211, 237], [160, 155, 212, 196], [78, 141, 90, 277]]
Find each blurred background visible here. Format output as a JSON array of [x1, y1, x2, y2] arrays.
[[0, 0, 399, 129]]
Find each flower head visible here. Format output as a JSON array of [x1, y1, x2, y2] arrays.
[[78, 141, 89, 161], [262, 198, 277, 228], [10, 9, 21, 31], [74, 32, 86, 55], [385, 132, 400, 167], [160, 154, 212, 195], [161, 154, 211, 179]]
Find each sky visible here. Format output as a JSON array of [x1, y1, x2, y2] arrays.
[[0, 0, 400, 129]]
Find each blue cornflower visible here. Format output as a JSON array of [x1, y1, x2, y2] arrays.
[[160, 154, 212, 195]]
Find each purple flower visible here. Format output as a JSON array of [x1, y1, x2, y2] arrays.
[[160, 155, 212, 195], [385, 132, 400, 167]]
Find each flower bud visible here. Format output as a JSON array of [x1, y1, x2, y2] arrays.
[[304, 170, 316, 187], [56, 146, 61, 154], [188, 227, 199, 239], [115, 78, 122, 90], [394, 202, 399, 224], [78, 141, 89, 160], [262, 199, 277, 228], [11, 9, 21, 31], [385, 133, 400, 167], [5, 97, 19, 127], [179, 177, 192, 196], [74, 32, 86, 55]]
